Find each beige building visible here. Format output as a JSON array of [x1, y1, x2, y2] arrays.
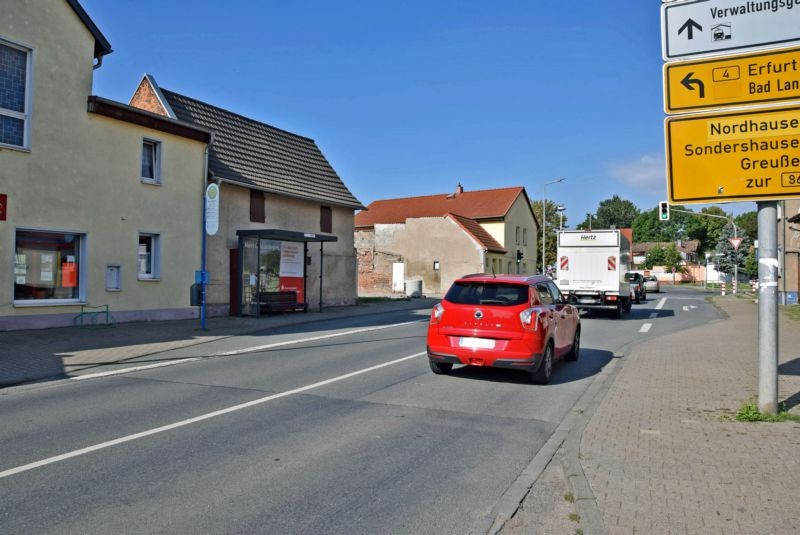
[[129, 76, 364, 315], [780, 200, 800, 305], [355, 185, 539, 296], [0, 0, 211, 330]]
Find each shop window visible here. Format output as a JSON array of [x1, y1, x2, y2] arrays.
[[0, 39, 31, 149], [138, 234, 160, 279], [14, 230, 83, 302], [320, 205, 332, 233], [250, 190, 265, 222], [141, 139, 161, 183]]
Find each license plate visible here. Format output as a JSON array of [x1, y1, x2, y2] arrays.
[[579, 298, 597, 304], [459, 337, 495, 349]]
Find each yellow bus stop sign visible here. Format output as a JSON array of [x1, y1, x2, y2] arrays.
[[665, 105, 800, 204], [664, 47, 800, 114]]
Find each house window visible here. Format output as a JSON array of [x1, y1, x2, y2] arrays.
[[320, 205, 332, 233], [507, 261, 512, 274], [433, 260, 440, 271], [14, 230, 84, 302], [141, 139, 161, 183], [138, 233, 160, 279], [523, 228, 527, 246], [516, 226, 520, 244], [0, 40, 32, 149], [250, 190, 265, 223]]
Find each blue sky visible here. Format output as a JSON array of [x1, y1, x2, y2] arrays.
[[83, 0, 754, 224]]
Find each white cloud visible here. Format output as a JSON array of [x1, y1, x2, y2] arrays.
[[608, 153, 666, 190]]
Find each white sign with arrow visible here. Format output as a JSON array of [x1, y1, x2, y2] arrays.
[[662, 0, 800, 60]]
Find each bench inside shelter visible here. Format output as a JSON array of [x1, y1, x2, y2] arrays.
[[258, 290, 308, 315]]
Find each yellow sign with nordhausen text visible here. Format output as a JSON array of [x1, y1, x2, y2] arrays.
[[664, 47, 800, 114], [666, 106, 800, 204]]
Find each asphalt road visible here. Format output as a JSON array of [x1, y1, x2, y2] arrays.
[[0, 286, 719, 534]]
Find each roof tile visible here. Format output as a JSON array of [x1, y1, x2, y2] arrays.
[[161, 89, 364, 209]]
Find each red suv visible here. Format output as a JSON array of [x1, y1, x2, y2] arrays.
[[427, 274, 581, 384]]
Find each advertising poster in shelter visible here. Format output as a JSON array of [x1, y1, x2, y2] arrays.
[[279, 241, 305, 302]]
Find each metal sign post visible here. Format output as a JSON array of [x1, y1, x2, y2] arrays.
[[757, 201, 779, 414]]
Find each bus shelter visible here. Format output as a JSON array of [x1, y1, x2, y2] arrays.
[[235, 229, 337, 317]]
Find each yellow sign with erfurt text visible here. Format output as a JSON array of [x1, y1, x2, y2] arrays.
[[664, 47, 800, 113], [666, 106, 800, 204]]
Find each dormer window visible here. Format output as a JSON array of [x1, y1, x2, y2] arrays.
[[0, 39, 32, 149]]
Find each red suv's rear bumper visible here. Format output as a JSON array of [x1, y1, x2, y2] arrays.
[[426, 329, 544, 372]]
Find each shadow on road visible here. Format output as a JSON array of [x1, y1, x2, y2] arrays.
[[442, 347, 615, 386]]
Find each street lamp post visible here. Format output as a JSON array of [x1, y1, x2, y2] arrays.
[[557, 205, 566, 230], [542, 178, 565, 274]]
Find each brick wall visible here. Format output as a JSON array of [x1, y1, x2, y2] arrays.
[[130, 79, 168, 116], [355, 229, 400, 293]]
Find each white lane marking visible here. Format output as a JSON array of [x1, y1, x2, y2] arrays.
[[72, 359, 201, 381], [649, 312, 658, 319], [214, 320, 425, 357], [0, 351, 427, 480], [639, 323, 653, 333], [682, 305, 697, 312], [68, 320, 425, 382], [655, 297, 667, 310]]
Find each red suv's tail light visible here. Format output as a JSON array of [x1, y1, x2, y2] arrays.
[[430, 303, 445, 325], [519, 307, 539, 331]]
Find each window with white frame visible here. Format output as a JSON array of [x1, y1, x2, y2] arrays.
[[14, 230, 85, 302], [0, 39, 32, 149], [141, 139, 162, 183], [138, 234, 160, 279]]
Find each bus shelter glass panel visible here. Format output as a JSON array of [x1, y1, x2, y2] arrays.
[[241, 236, 258, 315]]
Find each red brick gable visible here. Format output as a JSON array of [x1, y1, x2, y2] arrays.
[[130, 75, 169, 117]]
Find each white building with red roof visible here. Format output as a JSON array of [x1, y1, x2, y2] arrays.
[[355, 184, 539, 296]]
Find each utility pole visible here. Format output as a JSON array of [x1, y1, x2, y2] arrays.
[[758, 202, 779, 415]]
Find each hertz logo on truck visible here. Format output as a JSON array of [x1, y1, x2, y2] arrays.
[[580, 235, 597, 241]]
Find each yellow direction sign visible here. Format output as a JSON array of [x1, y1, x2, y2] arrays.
[[664, 47, 800, 114], [666, 105, 800, 204]]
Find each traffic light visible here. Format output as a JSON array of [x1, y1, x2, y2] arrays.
[[516, 250, 523, 262], [658, 201, 670, 221]]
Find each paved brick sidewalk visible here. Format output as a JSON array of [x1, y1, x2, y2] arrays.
[[580, 297, 800, 534], [0, 298, 436, 387]]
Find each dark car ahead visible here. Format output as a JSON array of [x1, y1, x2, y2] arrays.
[[426, 274, 580, 384], [624, 272, 646, 304]]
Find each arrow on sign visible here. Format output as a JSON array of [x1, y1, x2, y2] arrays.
[[680, 72, 705, 98], [678, 18, 702, 40]]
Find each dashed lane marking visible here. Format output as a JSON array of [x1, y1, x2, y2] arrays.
[[639, 323, 653, 333], [655, 297, 667, 310]]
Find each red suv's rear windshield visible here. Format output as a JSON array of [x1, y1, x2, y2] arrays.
[[445, 282, 529, 306]]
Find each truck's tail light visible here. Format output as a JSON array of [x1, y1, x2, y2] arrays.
[[520, 308, 540, 331], [606, 295, 618, 302], [430, 303, 445, 325]]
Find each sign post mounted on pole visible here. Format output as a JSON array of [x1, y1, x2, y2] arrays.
[[660, 0, 794, 414]]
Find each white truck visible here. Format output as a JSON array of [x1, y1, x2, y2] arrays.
[[555, 229, 632, 318]]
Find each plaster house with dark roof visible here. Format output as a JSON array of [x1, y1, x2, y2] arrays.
[[0, 1, 212, 330], [631, 240, 700, 267], [355, 185, 539, 296], [130, 75, 364, 315]]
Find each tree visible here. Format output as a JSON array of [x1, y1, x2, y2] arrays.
[[643, 244, 683, 272], [715, 224, 748, 275], [735, 211, 758, 242], [531, 199, 568, 270], [594, 195, 640, 229], [744, 249, 758, 278], [577, 195, 640, 230]]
